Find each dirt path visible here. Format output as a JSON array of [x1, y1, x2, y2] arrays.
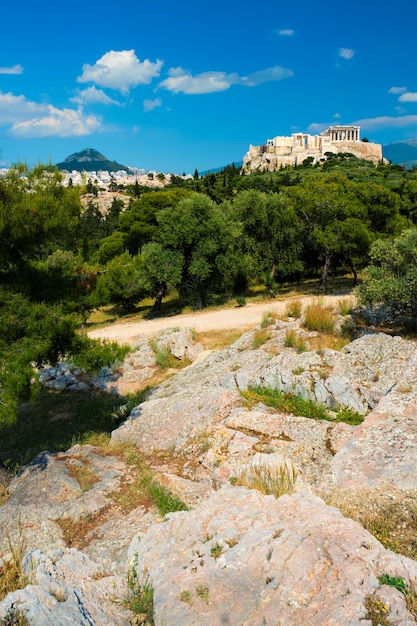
[[88, 294, 352, 346]]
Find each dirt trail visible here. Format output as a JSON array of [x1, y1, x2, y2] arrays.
[[88, 294, 351, 346]]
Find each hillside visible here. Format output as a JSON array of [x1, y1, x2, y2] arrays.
[[55, 147, 131, 173], [383, 138, 417, 169]]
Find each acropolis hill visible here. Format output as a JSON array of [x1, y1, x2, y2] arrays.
[[243, 125, 384, 172]]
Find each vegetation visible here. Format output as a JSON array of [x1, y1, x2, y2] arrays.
[[0, 156, 415, 466], [232, 462, 298, 498], [242, 387, 364, 425]]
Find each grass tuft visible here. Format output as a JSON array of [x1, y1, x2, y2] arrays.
[[233, 462, 297, 499], [252, 328, 272, 348], [338, 297, 355, 316], [285, 299, 302, 319], [284, 329, 308, 352], [303, 302, 336, 333]]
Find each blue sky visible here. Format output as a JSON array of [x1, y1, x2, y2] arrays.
[[1, 0, 416, 173]]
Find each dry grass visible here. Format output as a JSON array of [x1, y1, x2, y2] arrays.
[[338, 297, 356, 316], [66, 460, 99, 492], [252, 328, 272, 348], [260, 309, 278, 328], [233, 462, 298, 499], [284, 329, 308, 352], [191, 328, 246, 350], [285, 299, 303, 319], [303, 301, 336, 333], [0, 519, 28, 602], [323, 488, 417, 560]]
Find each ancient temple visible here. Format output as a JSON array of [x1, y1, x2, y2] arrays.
[[243, 126, 383, 172]]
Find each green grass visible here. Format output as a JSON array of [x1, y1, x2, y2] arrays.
[[241, 386, 364, 425], [284, 329, 308, 352]]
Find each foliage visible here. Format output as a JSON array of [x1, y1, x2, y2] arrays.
[[285, 299, 302, 318], [356, 228, 417, 316], [126, 555, 154, 623], [93, 251, 147, 310]]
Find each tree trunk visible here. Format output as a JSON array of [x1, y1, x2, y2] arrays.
[[152, 282, 167, 312], [320, 249, 332, 291], [347, 257, 358, 286]]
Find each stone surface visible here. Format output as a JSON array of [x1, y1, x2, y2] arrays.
[[129, 486, 417, 626], [2, 316, 417, 625]]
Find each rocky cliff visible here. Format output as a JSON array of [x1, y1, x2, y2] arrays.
[[1, 313, 417, 625]]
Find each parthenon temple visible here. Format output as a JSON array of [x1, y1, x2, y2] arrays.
[[243, 125, 384, 172]]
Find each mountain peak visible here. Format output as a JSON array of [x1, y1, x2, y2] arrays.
[[55, 148, 131, 173]]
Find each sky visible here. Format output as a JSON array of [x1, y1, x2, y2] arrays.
[[0, 0, 416, 174]]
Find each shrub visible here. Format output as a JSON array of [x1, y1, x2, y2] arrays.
[[303, 302, 335, 333], [235, 295, 246, 307], [149, 340, 179, 369]]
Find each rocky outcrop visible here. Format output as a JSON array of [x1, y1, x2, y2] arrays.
[[1, 316, 417, 625], [129, 487, 417, 625]]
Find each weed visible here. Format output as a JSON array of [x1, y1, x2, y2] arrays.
[[235, 296, 246, 307], [67, 461, 98, 492], [142, 477, 188, 516], [285, 299, 302, 319], [364, 596, 391, 626], [379, 574, 407, 594], [261, 310, 277, 328], [233, 462, 297, 499], [0, 519, 28, 601], [379, 574, 417, 619], [210, 542, 223, 559], [0, 607, 30, 625], [252, 328, 271, 348], [195, 585, 209, 602], [178, 590, 193, 604], [292, 366, 305, 375], [303, 302, 335, 333], [284, 330, 307, 352], [338, 297, 355, 316], [335, 406, 364, 426], [149, 340, 179, 369], [126, 556, 154, 624]]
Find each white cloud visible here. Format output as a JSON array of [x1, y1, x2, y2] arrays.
[[352, 115, 417, 130], [389, 86, 407, 94], [277, 29, 294, 36], [70, 86, 121, 106], [143, 98, 162, 112], [158, 65, 293, 95], [308, 115, 417, 135], [339, 48, 355, 60], [333, 112, 341, 119], [399, 92, 417, 103], [0, 64, 23, 75], [0, 91, 101, 137], [77, 50, 163, 94]]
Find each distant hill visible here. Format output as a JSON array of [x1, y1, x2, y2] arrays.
[[383, 139, 417, 169], [199, 161, 242, 176], [55, 148, 131, 173]]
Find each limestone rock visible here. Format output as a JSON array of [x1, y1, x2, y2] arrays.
[[129, 486, 417, 626]]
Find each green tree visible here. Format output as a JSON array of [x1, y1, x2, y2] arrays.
[[156, 193, 237, 308], [93, 252, 147, 311], [356, 228, 417, 316]]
